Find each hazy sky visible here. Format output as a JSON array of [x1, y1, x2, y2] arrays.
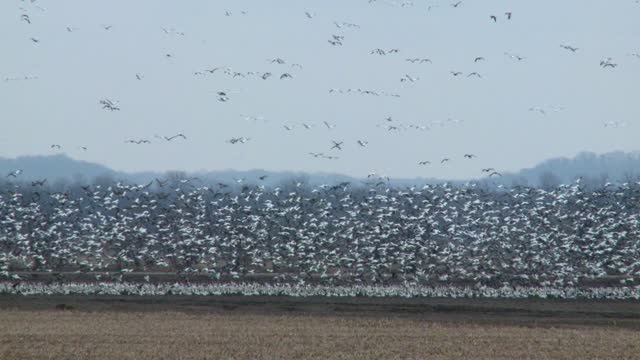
[[1, 0, 639, 179]]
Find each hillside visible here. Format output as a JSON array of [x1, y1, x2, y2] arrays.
[[1, 151, 639, 188]]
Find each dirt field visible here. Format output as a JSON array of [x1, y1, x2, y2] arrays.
[[1, 295, 640, 359]]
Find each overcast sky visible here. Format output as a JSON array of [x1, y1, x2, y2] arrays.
[[1, 0, 639, 179]]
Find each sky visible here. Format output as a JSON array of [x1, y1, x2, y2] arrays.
[[1, 0, 639, 180]]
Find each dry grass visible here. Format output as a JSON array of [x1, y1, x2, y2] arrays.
[[0, 310, 639, 360]]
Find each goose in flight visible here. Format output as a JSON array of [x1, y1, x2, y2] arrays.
[[528, 107, 546, 115], [357, 140, 368, 147], [258, 175, 268, 181], [30, 37, 40, 43], [280, 73, 293, 79], [333, 21, 360, 29], [400, 74, 419, 82], [4, 75, 38, 82], [451, 71, 463, 77], [560, 45, 579, 52], [21, 14, 31, 24], [463, 154, 476, 159], [136, 74, 143, 80], [474, 57, 485, 63], [451, 1, 463, 7], [482, 168, 495, 173], [205, 67, 224, 74], [441, 158, 450, 164], [323, 121, 336, 129], [164, 134, 187, 141], [102, 25, 113, 30], [603, 120, 626, 128], [490, 15, 497, 22], [227, 137, 250, 144], [217, 91, 230, 102], [283, 125, 294, 131], [505, 52, 525, 61], [99, 99, 120, 111], [328, 39, 343, 46], [6, 169, 23, 178], [31, 179, 47, 187], [269, 58, 286, 65], [309, 152, 324, 158], [600, 58, 617, 68], [331, 140, 344, 150], [489, 171, 502, 177], [406, 58, 431, 63], [418, 161, 431, 165], [50, 144, 62, 150], [505, 12, 512, 20], [305, 11, 315, 19], [467, 72, 482, 78], [126, 139, 151, 144], [262, 72, 272, 80]]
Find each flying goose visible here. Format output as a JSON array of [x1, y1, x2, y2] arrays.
[[100, 99, 120, 111], [406, 58, 432, 63], [323, 121, 336, 129], [505, 52, 526, 61], [31, 179, 47, 187], [560, 45, 579, 52], [125, 139, 151, 144], [6, 169, 23, 178], [164, 133, 187, 141]]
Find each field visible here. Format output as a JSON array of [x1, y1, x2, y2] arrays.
[[1, 295, 640, 359]]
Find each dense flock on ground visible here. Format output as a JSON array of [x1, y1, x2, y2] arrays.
[[1, 178, 640, 298]]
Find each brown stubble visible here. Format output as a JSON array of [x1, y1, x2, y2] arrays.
[[0, 310, 639, 360]]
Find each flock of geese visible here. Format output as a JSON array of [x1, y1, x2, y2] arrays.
[[1, 178, 640, 296], [2, 281, 639, 300], [8, 0, 637, 178], [3, 1, 639, 297]]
